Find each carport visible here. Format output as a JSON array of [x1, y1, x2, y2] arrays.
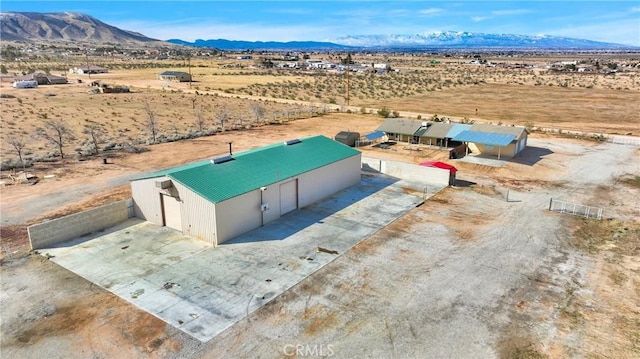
[[452, 131, 516, 159]]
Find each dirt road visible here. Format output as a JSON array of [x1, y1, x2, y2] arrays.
[[2, 136, 638, 358]]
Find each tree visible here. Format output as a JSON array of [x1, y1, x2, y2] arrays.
[[377, 107, 391, 118], [194, 107, 206, 132], [250, 102, 266, 123], [0, 64, 7, 75], [82, 123, 105, 155], [5, 134, 28, 169], [35, 120, 75, 159], [341, 53, 354, 65], [215, 107, 231, 130], [144, 102, 158, 144]]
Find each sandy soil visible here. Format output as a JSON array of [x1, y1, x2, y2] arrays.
[[1, 57, 638, 357], [1, 129, 638, 358]]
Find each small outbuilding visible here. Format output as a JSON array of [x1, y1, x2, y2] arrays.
[[158, 71, 192, 82], [420, 161, 457, 186], [334, 131, 360, 147], [16, 72, 68, 85], [130, 135, 361, 246], [69, 65, 108, 74]]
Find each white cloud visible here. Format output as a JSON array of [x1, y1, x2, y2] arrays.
[[471, 16, 490, 22], [491, 9, 532, 16], [419, 8, 443, 16], [630, 6, 640, 13]]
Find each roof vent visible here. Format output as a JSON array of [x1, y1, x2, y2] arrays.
[[284, 138, 302, 146], [211, 155, 235, 164]]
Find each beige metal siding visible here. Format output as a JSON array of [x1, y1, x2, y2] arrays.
[[162, 194, 182, 230], [279, 179, 298, 215], [297, 155, 361, 208], [215, 190, 261, 245], [131, 177, 166, 226], [172, 181, 217, 246]]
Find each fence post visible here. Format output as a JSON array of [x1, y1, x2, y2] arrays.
[[549, 198, 553, 211]]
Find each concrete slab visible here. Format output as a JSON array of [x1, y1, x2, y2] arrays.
[[41, 173, 445, 342], [455, 154, 507, 167]]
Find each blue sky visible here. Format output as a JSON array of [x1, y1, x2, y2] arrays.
[[2, 1, 639, 46]]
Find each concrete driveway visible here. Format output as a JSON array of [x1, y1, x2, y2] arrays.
[[41, 173, 444, 342]]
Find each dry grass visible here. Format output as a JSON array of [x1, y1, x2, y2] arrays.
[[570, 218, 640, 255]]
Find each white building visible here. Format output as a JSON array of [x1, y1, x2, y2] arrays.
[[130, 135, 361, 246]]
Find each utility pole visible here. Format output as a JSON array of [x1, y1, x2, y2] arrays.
[[188, 52, 192, 90], [346, 53, 350, 106]]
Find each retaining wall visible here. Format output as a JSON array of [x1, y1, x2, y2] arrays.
[[28, 199, 134, 250], [362, 157, 450, 186]]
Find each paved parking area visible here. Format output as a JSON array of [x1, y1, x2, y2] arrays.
[[41, 173, 444, 342]]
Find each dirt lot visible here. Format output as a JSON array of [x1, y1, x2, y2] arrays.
[[1, 124, 638, 358], [1, 54, 639, 358]]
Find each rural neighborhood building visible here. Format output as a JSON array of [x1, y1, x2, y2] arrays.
[[376, 118, 528, 159], [376, 118, 426, 143], [452, 123, 528, 159], [69, 65, 108, 74], [130, 135, 361, 246], [334, 131, 361, 147], [12, 80, 38, 88], [15, 72, 68, 85], [158, 71, 192, 82]]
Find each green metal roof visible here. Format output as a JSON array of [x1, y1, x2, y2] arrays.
[[133, 135, 360, 204]]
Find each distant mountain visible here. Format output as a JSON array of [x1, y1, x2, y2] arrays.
[[0, 12, 161, 44], [331, 31, 632, 49], [169, 31, 633, 51], [166, 39, 353, 51]]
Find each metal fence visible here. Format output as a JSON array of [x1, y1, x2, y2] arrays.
[[607, 135, 640, 146], [549, 198, 603, 220]]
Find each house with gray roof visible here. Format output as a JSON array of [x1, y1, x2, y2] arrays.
[[158, 71, 192, 82], [130, 135, 361, 246], [376, 118, 528, 159], [16, 72, 68, 85]]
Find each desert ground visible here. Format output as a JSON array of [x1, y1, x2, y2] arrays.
[[1, 53, 639, 358]]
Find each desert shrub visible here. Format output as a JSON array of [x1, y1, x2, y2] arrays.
[[377, 107, 391, 118], [0, 157, 33, 171]]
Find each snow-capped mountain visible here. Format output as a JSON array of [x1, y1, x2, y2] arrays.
[[331, 31, 631, 49]]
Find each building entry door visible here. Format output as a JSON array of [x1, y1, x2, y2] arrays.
[[280, 179, 298, 215], [161, 194, 182, 231]]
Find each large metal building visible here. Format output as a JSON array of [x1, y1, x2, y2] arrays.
[[130, 135, 361, 246]]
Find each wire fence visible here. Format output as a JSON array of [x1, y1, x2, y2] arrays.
[[549, 198, 603, 220]]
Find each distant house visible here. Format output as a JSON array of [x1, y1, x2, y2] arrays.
[[69, 65, 108, 75], [16, 72, 68, 85], [376, 118, 528, 159], [376, 118, 425, 143], [237, 55, 253, 60], [12, 80, 38, 89], [158, 71, 192, 82], [453, 123, 528, 159]]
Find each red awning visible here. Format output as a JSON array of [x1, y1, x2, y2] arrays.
[[419, 161, 458, 174]]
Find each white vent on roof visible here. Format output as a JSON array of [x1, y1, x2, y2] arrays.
[[284, 139, 301, 146], [211, 155, 235, 164]]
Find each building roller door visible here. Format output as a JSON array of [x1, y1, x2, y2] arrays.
[[162, 194, 182, 231], [280, 179, 298, 215]]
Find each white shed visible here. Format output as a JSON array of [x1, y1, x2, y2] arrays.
[[130, 135, 361, 246]]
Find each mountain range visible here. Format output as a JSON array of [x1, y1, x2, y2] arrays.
[[1, 11, 635, 50], [0, 12, 161, 44]]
